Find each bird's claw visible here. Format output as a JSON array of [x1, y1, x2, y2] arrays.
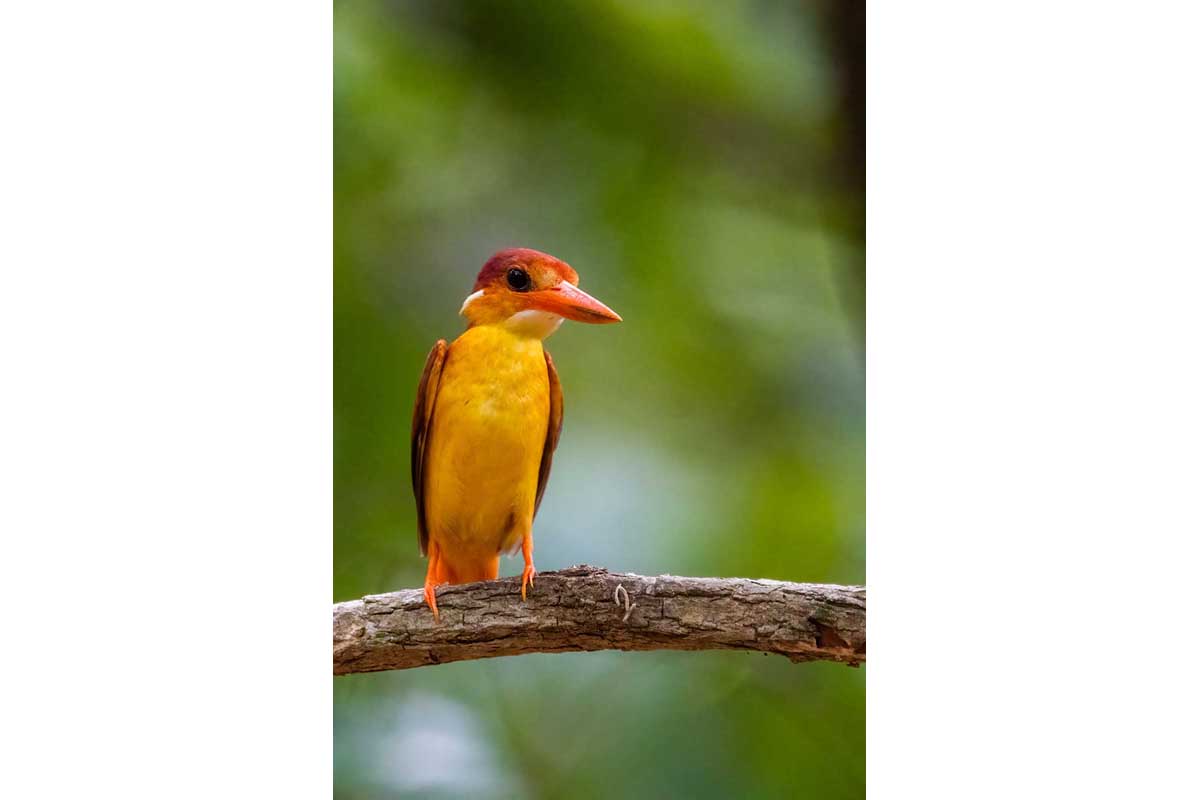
[[423, 581, 440, 621], [520, 563, 536, 601]]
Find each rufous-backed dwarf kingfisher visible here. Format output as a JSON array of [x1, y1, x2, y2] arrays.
[[411, 248, 621, 619]]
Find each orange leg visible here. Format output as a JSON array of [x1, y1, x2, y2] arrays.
[[520, 532, 536, 601], [423, 540, 444, 621]]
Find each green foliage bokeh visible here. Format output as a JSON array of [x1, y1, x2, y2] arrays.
[[335, 1, 864, 796]]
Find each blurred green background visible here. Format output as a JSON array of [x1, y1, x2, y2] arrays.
[[335, 1, 863, 796]]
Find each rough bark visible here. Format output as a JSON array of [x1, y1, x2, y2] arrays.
[[334, 565, 865, 674]]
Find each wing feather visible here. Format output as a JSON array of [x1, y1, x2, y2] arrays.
[[411, 340, 448, 555], [535, 350, 564, 517]]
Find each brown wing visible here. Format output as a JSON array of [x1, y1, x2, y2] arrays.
[[534, 349, 564, 517], [411, 340, 448, 555]]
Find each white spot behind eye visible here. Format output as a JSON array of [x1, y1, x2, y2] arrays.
[[459, 289, 485, 316]]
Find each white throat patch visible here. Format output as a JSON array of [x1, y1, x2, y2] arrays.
[[504, 309, 564, 339]]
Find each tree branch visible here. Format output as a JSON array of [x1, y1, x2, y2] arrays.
[[334, 565, 865, 674]]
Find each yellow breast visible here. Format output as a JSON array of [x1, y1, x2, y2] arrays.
[[423, 324, 549, 571]]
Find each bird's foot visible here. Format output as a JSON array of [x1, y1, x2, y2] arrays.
[[520, 562, 536, 601], [423, 580, 440, 621]]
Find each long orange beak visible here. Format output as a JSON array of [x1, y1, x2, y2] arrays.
[[529, 282, 622, 324]]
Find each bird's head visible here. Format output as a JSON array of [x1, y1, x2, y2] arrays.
[[459, 248, 622, 338]]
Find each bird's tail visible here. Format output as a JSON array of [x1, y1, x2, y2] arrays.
[[435, 554, 499, 585]]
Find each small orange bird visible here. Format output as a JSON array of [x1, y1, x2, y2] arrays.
[[411, 248, 621, 618]]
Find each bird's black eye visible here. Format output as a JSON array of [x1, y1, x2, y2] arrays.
[[506, 268, 531, 291]]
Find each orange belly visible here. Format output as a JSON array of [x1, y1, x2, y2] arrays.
[[422, 324, 549, 581]]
